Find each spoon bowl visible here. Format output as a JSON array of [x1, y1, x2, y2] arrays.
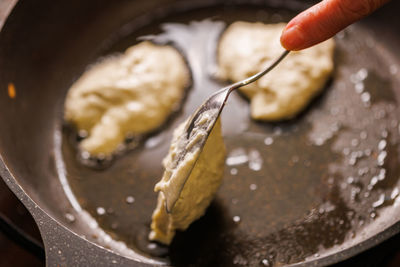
[[166, 49, 290, 212]]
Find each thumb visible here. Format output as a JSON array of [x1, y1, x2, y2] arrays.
[[280, 0, 390, 51]]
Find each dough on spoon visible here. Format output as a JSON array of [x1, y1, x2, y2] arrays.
[[149, 118, 226, 245], [217, 22, 335, 121], [64, 41, 189, 156]]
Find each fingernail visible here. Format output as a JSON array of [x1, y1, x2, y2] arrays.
[[280, 25, 305, 51]]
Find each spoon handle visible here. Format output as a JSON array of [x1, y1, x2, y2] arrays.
[[230, 50, 290, 91]]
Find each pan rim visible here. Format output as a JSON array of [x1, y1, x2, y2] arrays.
[[1, 0, 399, 266]]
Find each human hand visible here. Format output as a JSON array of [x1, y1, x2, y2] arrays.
[[280, 0, 390, 50]]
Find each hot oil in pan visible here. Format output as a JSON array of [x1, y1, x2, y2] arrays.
[[58, 4, 400, 266]]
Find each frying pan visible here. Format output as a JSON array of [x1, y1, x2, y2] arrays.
[[0, 0, 399, 266]]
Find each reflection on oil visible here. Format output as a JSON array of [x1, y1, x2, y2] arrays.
[[58, 3, 400, 267]]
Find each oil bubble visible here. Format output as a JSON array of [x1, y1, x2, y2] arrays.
[[372, 193, 385, 208], [250, 183, 258, 191], [65, 213, 76, 223], [261, 258, 270, 266], [96, 207, 106, 215], [126, 196, 135, 204], [264, 137, 274, 145], [230, 168, 238, 175], [378, 139, 387, 150]]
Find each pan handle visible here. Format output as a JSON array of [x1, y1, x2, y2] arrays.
[[26, 205, 147, 266]]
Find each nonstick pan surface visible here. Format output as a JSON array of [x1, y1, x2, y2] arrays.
[[0, 0, 399, 266]]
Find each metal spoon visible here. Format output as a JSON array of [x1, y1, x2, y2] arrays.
[[165, 50, 290, 212]]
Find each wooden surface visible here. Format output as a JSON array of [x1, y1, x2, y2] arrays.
[[0, 178, 44, 267]]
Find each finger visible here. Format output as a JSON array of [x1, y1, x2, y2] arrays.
[[280, 0, 390, 51]]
